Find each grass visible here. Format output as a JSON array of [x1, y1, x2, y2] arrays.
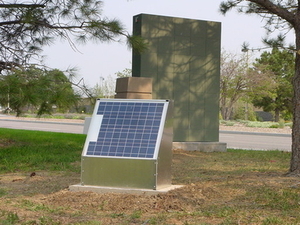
[[172, 149, 291, 184], [0, 211, 19, 225], [0, 128, 300, 224], [0, 128, 85, 173]]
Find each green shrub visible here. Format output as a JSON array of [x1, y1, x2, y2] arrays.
[[245, 121, 276, 128], [220, 120, 235, 126], [285, 122, 293, 128], [269, 124, 279, 128], [278, 120, 285, 128]]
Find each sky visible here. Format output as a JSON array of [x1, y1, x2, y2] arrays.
[[42, 0, 295, 87]]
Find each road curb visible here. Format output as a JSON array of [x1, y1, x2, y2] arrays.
[[220, 130, 291, 137]]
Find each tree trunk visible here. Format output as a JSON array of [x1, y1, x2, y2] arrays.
[[274, 108, 280, 122], [224, 107, 233, 120], [220, 96, 227, 120], [220, 107, 227, 120], [289, 19, 300, 174]]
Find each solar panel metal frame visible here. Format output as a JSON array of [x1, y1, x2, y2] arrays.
[[82, 99, 169, 160]]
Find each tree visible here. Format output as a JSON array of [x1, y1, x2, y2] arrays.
[[0, 0, 145, 72], [0, 67, 80, 116], [251, 48, 294, 122], [35, 69, 81, 116], [220, 51, 249, 120], [220, 50, 276, 120], [115, 68, 132, 78], [0, 67, 40, 116], [90, 68, 132, 103], [220, 0, 300, 175]]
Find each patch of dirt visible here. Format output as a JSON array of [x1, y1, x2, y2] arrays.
[[0, 171, 80, 196], [0, 139, 16, 147], [0, 175, 245, 224]]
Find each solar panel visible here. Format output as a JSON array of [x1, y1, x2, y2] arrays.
[[83, 99, 169, 159]]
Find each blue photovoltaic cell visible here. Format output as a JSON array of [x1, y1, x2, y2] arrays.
[[86, 101, 165, 158]]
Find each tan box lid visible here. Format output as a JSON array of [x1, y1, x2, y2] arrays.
[[115, 92, 152, 99]]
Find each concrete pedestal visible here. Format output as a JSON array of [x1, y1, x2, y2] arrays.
[[69, 184, 184, 195]]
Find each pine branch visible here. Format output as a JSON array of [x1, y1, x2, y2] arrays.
[[248, 0, 296, 25], [0, 4, 45, 8], [0, 20, 22, 26], [0, 61, 21, 72]]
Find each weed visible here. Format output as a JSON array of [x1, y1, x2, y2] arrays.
[[0, 212, 19, 225], [20, 199, 50, 212], [98, 201, 107, 210], [130, 210, 142, 219], [21, 220, 39, 224], [76, 222, 102, 225], [216, 206, 236, 217], [110, 213, 125, 218], [254, 187, 300, 211], [262, 217, 284, 225], [38, 216, 61, 225], [219, 218, 236, 225], [0, 188, 7, 197], [20, 199, 64, 213], [5, 215, 59, 225], [147, 213, 167, 224]]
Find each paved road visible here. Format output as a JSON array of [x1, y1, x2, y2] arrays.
[[219, 131, 291, 152], [0, 118, 292, 151]]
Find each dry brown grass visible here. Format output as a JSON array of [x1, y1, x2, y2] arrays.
[[0, 149, 299, 225]]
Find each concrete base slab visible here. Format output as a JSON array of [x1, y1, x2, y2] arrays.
[[69, 184, 184, 195], [173, 142, 227, 152]]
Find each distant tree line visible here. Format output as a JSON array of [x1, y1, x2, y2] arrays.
[[220, 47, 294, 122]]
